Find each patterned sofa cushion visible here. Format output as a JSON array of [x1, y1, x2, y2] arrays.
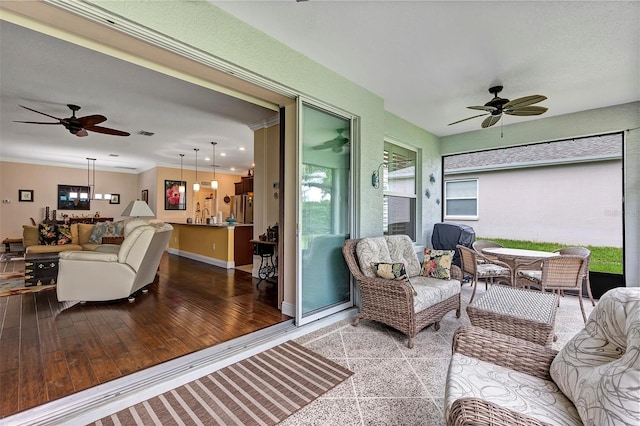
[[409, 276, 460, 313], [356, 237, 393, 278], [385, 235, 421, 277], [446, 353, 582, 425], [550, 287, 640, 425]]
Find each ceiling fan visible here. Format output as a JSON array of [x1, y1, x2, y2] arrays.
[[14, 104, 130, 137], [312, 129, 349, 153], [448, 86, 548, 129]]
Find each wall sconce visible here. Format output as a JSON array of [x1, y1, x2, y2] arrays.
[[371, 163, 387, 188], [429, 173, 436, 183]]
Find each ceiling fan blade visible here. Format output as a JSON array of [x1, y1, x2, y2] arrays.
[[481, 114, 502, 128], [503, 95, 546, 109], [14, 120, 62, 125], [447, 113, 488, 126], [85, 125, 130, 136], [19, 105, 63, 121], [504, 106, 548, 116], [467, 105, 497, 112], [75, 129, 89, 137], [78, 115, 107, 127]]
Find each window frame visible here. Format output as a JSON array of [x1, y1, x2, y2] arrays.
[[444, 178, 479, 220], [383, 139, 419, 242]]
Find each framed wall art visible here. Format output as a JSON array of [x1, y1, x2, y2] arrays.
[[109, 194, 120, 204], [19, 189, 34, 202], [164, 180, 186, 210], [141, 189, 149, 203]]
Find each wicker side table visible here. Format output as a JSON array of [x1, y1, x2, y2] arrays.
[[466, 286, 559, 347]]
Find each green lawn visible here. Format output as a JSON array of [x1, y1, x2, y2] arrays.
[[478, 238, 623, 274]]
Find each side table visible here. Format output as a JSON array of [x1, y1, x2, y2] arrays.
[[466, 285, 559, 347], [25, 252, 59, 287]]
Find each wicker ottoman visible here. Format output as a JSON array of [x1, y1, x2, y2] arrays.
[[466, 285, 559, 347]]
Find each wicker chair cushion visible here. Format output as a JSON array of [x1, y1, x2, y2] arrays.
[[550, 287, 640, 426], [477, 262, 511, 278], [516, 269, 542, 283], [385, 235, 421, 277], [446, 353, 582, 425], [420, 248, 454, 279], [409, 276, 460, 313], [356, 237, 392, 278], [356, 235, 421, 278]]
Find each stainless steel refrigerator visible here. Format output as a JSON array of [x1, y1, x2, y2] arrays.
[[233, 194, 254, 223]]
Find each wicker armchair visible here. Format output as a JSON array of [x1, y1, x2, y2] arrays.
[[342, 237, 462, 348], [471, 240, 503, 261], [457, 245, 512, 304], [553, 246, 595, 306], [445, 326, 572, 426], [515, 254, 586, 322]]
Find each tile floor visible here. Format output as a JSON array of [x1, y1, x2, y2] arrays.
[[286, 284, 595, 426]]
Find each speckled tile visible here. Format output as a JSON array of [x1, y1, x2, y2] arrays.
[[340, 318, 395, 334], [302, 331, 347, 359], [409, 357, 451, 399], [349, 358, 429, 398], [278, 397, 361, 426], [399, 331, 452, 358], [294, 319, 351, 345], [320, 375, 357, 398], [358, 398, 445, 426], [342, 330, 404, 359]]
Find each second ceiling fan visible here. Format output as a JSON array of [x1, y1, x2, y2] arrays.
[[448, 85, 548, 129]]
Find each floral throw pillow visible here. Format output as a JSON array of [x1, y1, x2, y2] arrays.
[[372, 262, 417, 295], [421, 248, 454, 279], [56, 224, 72, 245], [38, 223, 58, 245]]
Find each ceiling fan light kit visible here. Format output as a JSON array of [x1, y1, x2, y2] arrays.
[[448, 85, 548, 129], [14, 104, 130, 137]]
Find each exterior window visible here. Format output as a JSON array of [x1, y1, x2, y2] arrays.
[[445, 179, 478, 218], [383, 142, 417, 241]]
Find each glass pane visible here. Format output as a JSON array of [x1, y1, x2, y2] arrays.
[[383, 195, 416, 241], [383, 143, 416, 195], [300, 103, 351, 317], [446, 199, 477, 216], [446, 180, 477, 198]]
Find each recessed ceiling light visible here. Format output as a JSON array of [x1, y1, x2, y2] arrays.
[[230, 167, 236, 171], [239, 147, 245, 151], [137, 130, 154, 136], [220, 153, 227, 157], [109, 154, 119, 157]]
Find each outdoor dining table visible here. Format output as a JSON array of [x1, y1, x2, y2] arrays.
[[481, 247, 560, 283]]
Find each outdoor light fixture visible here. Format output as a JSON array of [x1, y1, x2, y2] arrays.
[[179, 154, 185, 193], [193, 148, 200, 192], [211, 142, 219, 190], [371, 163, 387, 188]]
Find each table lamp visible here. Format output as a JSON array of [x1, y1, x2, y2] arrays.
[[121, 200, 155, 236]]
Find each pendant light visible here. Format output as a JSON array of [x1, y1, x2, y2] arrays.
[[86, 157, 95, 199], [210, 141, 219, 190], [178, 154, 185, 193], [193, 148, 200, 192]]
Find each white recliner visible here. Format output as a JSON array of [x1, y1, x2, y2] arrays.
[[56, 222, 173, 302]]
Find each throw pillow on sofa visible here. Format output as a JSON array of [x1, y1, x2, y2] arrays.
[[57, 224, 73, 245], [89, 221, 125, 244], [421, 248, 454, 279], [372, 262, 417, 295], [38, 223, 58, 245]]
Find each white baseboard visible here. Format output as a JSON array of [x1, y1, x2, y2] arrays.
[[167, 248, 234, 269]]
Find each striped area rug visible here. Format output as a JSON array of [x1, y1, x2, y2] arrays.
[[93, 341, 353, 425]]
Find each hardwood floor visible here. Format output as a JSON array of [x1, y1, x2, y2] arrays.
[[0, 253, 290, 418]]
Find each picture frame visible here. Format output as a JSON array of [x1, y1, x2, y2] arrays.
[[109, 194, 120, 204], [57, 184, 90, 210], [19, 189, 34, 202], [164, 180, 186, 210], [141, 189, 149, 203]]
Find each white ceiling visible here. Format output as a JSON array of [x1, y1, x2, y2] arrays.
[[1, 1, 639, 172], [213, 0, 639, 136]]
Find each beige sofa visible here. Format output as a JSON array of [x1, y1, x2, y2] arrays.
[[22, 222, 119, 254]]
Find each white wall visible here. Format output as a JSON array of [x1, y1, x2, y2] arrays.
[[447, 160, 622, 247]]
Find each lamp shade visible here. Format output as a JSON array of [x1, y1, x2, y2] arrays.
[[121, 200, 155, 217]]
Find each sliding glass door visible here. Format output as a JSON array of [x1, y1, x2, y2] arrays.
[[297, 102, 352, 324]]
